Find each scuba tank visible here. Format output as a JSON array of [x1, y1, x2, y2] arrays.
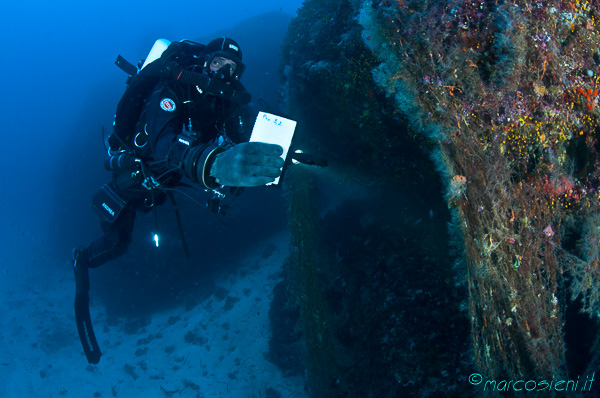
[[140, 38, 171, 70]]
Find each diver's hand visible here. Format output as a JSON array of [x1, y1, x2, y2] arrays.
[[206, 82, 252, 105], [204, 79, 251, 104], [204, 78, 234, 98], [210, 142, 284, 186]]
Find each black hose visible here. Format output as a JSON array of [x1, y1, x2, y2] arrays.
[[163, 61, 250, 104], [178, 68, 211, 87]]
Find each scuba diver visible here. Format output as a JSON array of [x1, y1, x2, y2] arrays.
[[72, 37, 284, 364]]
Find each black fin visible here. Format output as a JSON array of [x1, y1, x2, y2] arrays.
[[74, 264, 102, 364]]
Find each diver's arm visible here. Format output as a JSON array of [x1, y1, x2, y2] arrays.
[[223, 103, 253, 144], [146, 84, 282, 188], [228, 81, 251, 105]]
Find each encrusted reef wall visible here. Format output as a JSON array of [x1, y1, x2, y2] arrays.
[[359, 0, 600, 381], [277, 0, 600, 396], [278, 0, 470, 396]]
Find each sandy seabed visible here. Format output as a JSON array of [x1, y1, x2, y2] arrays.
[[0, 230, 307, 398]]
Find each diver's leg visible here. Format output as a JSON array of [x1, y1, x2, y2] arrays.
[[79, 202, 137, 269], [72, 202, 136, 363]]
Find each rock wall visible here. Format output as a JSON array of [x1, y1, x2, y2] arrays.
[[277, 0, 600, 396]]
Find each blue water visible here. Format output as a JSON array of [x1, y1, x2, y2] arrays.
[[0, 0, 302, 269], [0, 1, 304, 396]]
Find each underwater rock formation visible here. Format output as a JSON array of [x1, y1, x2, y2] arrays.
[[280, 0, 470, 396], [279, 0, 600, 395], [360, 0, 600, 381]]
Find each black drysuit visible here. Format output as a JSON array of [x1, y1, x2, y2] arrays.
[[81, 79, 251, 269]]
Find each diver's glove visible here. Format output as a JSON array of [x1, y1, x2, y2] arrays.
[[210, 142, 284, 187], [182, 142, 283, 189]]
